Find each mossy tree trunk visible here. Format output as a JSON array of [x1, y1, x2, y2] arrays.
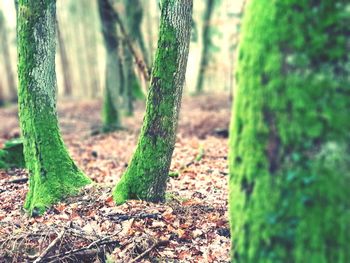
[[229, 0, 350, 262], [195, 0, 215, 94], [113, 0, 193, 204], [0, 81, 4, 106], [0, 10, 17, 102], [17, 0, 91, 216], [98, 0, 122, 131]]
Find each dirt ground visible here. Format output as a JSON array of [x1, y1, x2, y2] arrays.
[[0, 93, 232, 263]]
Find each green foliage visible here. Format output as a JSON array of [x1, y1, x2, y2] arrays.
[[0, 139, 25, 169], [229, 0, 350, 262]]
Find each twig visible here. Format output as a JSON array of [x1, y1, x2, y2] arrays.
[[33, 229, 66, 263], [8, 177, 28, 184], [45, 233, 120, 262], [130, 239, 169, 263]]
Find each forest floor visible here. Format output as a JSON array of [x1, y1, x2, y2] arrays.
[[0, 93, 231, 263]]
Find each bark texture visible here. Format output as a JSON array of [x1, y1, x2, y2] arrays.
[[98, 0, 122, 131], [17, 0, 91, 215], [195, 0, 215, 94], [113, 0, 193, 204], [229, 0, 350, 262]]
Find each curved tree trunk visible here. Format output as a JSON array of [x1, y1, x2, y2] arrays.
[[229, 0, 350, 262], [17, 0, 91, 216], [113, 0, 193, 204], [195, 0, 215, 94], [98, 0, 122, 131]]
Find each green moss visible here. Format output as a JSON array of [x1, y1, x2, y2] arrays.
[[229, 0, 350, 262], [113, 0, 184, 205], [17, 1, 91, 216], [0, 139, 25, 169]]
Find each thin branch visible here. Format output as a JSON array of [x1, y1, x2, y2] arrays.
[[33, 229, 66, 263], [129, 239, 169, 263]]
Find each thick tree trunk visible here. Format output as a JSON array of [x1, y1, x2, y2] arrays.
[[98, 0, 122, 131], [113, 0, 193, 204], [195, 0, 215, 94], [57, 21, 72, 97], [0, 10, 17, 102], [229, 0, 350, 262], [17, 0, 91, 215]]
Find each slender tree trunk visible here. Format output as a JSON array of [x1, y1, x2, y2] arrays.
[[113, 0, 193, 204], [0, 80, 4, 106], [17, 0, 91, 216], [98, 0, 122, 131], [195, 0, 215, 94], [57, 20, 72, 97], [0, 10, 17, 102], [81, 1, 100, 98], [229, 0, 350, 262]]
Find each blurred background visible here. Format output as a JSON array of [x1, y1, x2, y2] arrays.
[[0, 0, 245, 103]]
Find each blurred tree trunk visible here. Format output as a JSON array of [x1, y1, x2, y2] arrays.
[[0, 81, 4, 106], [122, 0, 148, 116], [98, 0, 123, 131], [81, 1, 100, 98], [17, 0, 91, 216], [0, 10, 17, 102], [113, 0, 193, 204], [229, 0, 350, 262], [57, 20, 72, 96], [195, 0, 215, 94]]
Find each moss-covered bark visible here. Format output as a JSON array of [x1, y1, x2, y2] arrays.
[[98, 0, 122, 131], [17, 0, 91, 215], [229, 0, 350, 262], [195, 0, 215, 94], [0, 139, 25, 169], [113, 0, 193, 204]]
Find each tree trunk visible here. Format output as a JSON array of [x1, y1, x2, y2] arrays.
[[0, 80, 4, 106], [17, 0, 91, 215], [229, 0, 350, 262], [57, 20, 72, 97], [195, 0, 215, 94], [98, 0, 122, 131], [113, 0, 193, 204], [0, 10, 17, 102]]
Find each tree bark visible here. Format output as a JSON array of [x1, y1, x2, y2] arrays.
[[0, 10, 17, 102], [229, 0, 350, 262], [195, 0, 215, 94], [98, 0, 123, 131], [17, 0, 91, 215], [113, 0, 193, 204]]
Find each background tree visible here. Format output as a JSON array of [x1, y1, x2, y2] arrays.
[[17, 0, 91, 215], [113, 0, 193, 204], [98, 0, 123, 131], [229, 0, 350, 262], [0, 10, 17, 102], [195, 0, 215, 94]]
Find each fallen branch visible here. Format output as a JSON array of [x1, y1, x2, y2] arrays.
[[8, 177, 28, 184], [33, 229, 66, 263], [130, 239, 169, 263], [45, 233, 120, 262]]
